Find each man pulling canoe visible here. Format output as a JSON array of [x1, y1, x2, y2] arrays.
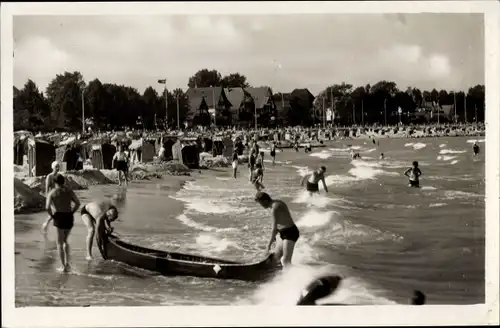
[[80, 200, 119, 260], [255, 191, 300, 268]]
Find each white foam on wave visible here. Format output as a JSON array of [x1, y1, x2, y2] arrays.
[[329, 147, 349, 152], [195, 234, 243, 253], [176, 214, 238, 233], [437, 155, 457, 161], [450, 160, 459, 165], [295, 209, 338, 232], [350, 146, 361, 150], [292, 165, 311, 177], [322, 174, 359, 187], [439, 149, 467, 155], [429, 203, 447, 208], [439, 144, 447, 148], [406, 142, 427, 150], [309, 150, 333, 159], [421, 186, 437, 191], [182, 200, 248, 215], [466, 139, 485, 144], [443, 190, 482, 200], [215, 177, 231, 181], [348, 160, 399, 180], [292, 191, 334, 208], [364, 148, 377, 153], [248, 263, 395, 305]]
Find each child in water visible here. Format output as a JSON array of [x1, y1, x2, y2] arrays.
[[404, 161, 422, 188], [251, 163, 265, 191]]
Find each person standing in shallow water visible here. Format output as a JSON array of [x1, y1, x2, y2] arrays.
[[231, 150, 239, 179], [45, 175, 80, 272], [270, 142, 277, 165], [42, 161, 62, 236], [112, 145, 129, 186], [301, 166, 328, 196], [404, 161, 422, 188], [80, 200, 119, 260], [254, 191, 299, 268]]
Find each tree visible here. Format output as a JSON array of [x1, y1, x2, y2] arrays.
[[142, 86, 161, 129], [168, 88, 189, 128], [85, 78, 107, 130], [45, 71, 86, 131], [220, 73, 250, 88], [187, 69, 222, 88], [13, 80, 50, 131]]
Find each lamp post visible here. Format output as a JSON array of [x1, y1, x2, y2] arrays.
[[81, 89, 85, 134], [254, 96, 258, 130]]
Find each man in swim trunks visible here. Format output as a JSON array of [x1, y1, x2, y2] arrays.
[[232, 150, 239, 179], [248, 147, 257, 182], [112, 145, 129, 186], [404, 161, 422, 188], [80, 200, 119, 260], [254, 191, 299, 268], [301, 166, 328, 196], [46, 175, 81, 272], [472, 142, 480, 157], [42, 161, 62, 235], [270, 142, 277, 165], [251, 163, 265, 191]]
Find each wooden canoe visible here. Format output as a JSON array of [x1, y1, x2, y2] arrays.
[[99, 233, 280, 281]]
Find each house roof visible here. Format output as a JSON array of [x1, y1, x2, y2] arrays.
[[244, 87, 272, 108], [224, 87, 245, 110], [186, 87, 224, 109]]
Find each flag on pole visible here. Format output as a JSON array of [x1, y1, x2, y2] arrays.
[[158, 79, 166, 84]]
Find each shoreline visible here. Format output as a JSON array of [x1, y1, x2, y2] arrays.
[[14, 161, 194, 215]]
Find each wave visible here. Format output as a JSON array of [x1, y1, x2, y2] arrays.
[[450, 160, 459, 165], [309, 150, 333, 159], [292, 191, 334, 208], [404, 142, 427, 150], [421, 186, 437, 191], [439, 149, 467, 155], [348, 160, 399, 180], [295, 209, 339, 232], [429, 203, 447, 208], [172, 197, 249, 214], [443, 190, 482, 200], [176, 214, 239, 233], [195, 234, 243, 253], [466, 139, 485, 144], [439, 144, 447, 148], [437, 155, 457, 161]]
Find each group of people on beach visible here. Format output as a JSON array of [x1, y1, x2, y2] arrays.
[[41, 144, 131, 272]]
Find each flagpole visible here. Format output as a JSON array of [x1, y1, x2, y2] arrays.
[[176, 95, 180, 130], [164, 82, 168, 129]]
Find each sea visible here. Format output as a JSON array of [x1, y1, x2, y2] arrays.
[[14, 136, 485, 306]]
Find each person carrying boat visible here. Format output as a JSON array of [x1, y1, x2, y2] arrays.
[[404, 161, 422, 188], [80, 200, 119, 260], [255, 191, 299, 268], [301, 166, 328, 196], [45, 175, 81, 272], [42, 161, 62, 236], [251, 163, 265, 191], [112, 145, 129, 186]]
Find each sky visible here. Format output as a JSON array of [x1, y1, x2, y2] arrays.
[[13, 13, 484, 96]]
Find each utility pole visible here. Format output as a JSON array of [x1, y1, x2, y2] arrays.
[[81, 89, 85, 134], [176, 95, 180, 130], [453, 92, 457, 124], [157, 79, 168, 129], [254, 96, 258, 130], [322, 96, 326, 128], [384, 98, 387, 126], [464, 94, 467, 123], [212, 86, 217, 127], [352, 103, 355, 126]]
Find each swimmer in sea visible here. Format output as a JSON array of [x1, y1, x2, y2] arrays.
[[301, 166, 328, 196], [254, 191, 300, 268], [42, 161, 62, 236], [251, 163, 265, 191], [404, 161, 422, 188], [379, 153, 385, 160], [305, 142, 312, 153], [472, 142, 480, 157], [80, 200, 119, 260], [45, 175, 81, 272]]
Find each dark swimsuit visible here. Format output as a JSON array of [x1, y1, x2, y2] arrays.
[[116, 160, 128, 172], [278, 225, 300, 242], [81, 205, 96, 223], [409, 180, 420, 188], [306, 181, 319, 193], [53, 212, 74, 230]]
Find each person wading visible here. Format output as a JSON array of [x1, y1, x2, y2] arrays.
[[42, 161, 62, 236], [301, 166, 328, 196], [255, 192, 300, 268], [80, 200, 119, 260], [112, 145, 129, 186], [45, 175, 81, 272]]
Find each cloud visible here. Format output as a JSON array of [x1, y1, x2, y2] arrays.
[[13, 14, 484, 96]]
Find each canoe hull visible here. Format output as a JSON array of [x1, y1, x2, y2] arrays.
[[101, 234, 279, 281]]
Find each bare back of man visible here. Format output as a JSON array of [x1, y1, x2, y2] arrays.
[[80, 200, 118, 260]]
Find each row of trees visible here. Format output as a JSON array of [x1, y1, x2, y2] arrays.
[[13, 69, 485, 132]]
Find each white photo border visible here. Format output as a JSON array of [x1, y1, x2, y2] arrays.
[[1, 1, 499, 327]]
